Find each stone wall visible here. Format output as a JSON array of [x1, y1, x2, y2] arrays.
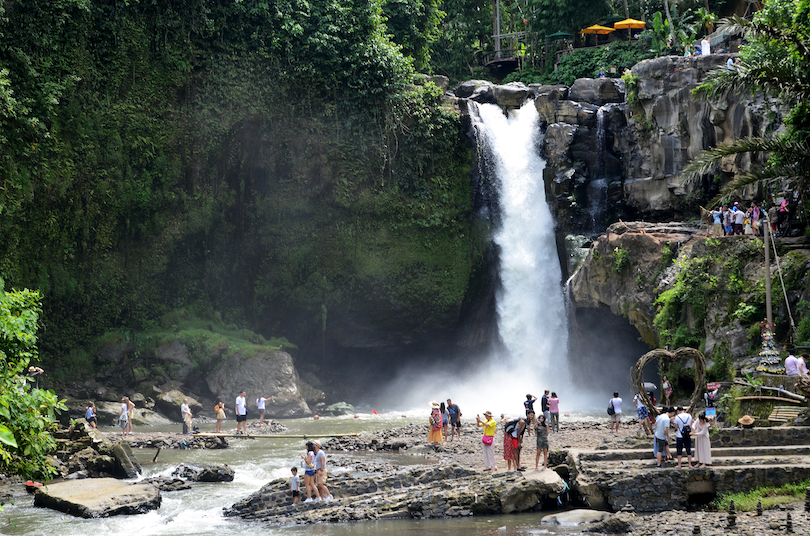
[[710, 427, 810, 448]]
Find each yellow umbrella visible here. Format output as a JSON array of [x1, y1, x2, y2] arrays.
[[580, 24, 616, 34], [613, 18, 647, 29]]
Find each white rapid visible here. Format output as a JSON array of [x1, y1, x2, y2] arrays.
[[476, 101, 569, 385]]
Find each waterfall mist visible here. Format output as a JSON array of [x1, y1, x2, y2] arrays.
[[378, 101, 586, 418]]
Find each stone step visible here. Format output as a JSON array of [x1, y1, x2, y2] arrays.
[[577, 444, 810, 461], [589, 455, 809, 470]]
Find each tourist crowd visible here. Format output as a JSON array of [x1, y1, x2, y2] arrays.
[[707, 197, 793, 238]]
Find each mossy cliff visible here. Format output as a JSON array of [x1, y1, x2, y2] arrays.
[[570, 222, 810, 381], [0, 0, 489, 379]]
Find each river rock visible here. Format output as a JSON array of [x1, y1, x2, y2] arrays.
[[225, 464, 566, 525], [206, 349, 311, 417], [110, 441, 142, 478], [323, 402, 356, 416], [33, 478, 160, 518], [154, 390, 203, 421], [142, 476, 192, 492], [542, 508, 612, 525], [172, 463, 235, 482], [154, 339, 195, 382]]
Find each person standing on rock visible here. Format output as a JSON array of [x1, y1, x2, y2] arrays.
[[214, 398, 226, 433], [654, 406, 675, 468], [440, 401, 449, 440], [301, 441, 321, 502], [503, 417, 526, 471], [541, 390, 550, 426], [633, 393, 652, 436], [673, 406, 694, 469], [290, 467, 301, 504], [662, 376, 672, 406], [693, 412, 712, 468], [235, 390, 247, 434], [548, 392, 560, 433], [312, 440, 333, 500], [428, 402, 443, 442], [446, 399, 461, 441], [256, 395, 274, 425], [534, 413, 550, 470], [118, 398, 129, 436], [608, 392, 622, 433], [181, 398, 193, 435], [125, 396, 136, 435], [476, 411, 497, 471]]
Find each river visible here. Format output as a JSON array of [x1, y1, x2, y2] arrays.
[[1, 412, 596, 536]]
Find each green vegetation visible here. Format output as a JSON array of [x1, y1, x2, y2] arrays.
[[0, 0, 485, 374], [610, 246, 631, 273], [504, 42, 654, 86], [0, 280, 66, 480], [715, 479, 810, 511], [689, 0, 810, 208], [653, 238, 769, 350]]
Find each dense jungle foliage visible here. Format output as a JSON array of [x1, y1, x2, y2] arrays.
[[0, 0, 485, 378]]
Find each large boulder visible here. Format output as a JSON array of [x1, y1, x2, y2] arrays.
[[109, 441, 142, 479], [172, 463, 235, 482], [154, 339, 195, 382], [33, 478, 160, 518], [154, 390, 203, 422], [542, 509, 612, 525], [206, 349, 311, 417]]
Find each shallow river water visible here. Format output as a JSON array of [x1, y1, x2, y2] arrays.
[[1, 412, 597, 536]]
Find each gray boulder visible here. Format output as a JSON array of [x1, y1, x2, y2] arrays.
[[172, 463, 235, 482], [206, 349, 311, 417], [542, 509, 612, 525], [569, 78, 624, 105], [33, 478, 160, 518], [154, 340, 194, 382], [109, 441, 142, 479], [154, 390, 203, 421], [323, 402, 356, 416]]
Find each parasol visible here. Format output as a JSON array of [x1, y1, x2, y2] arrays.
[[580, 24, 615, 34], [613, 18, 646, 29]]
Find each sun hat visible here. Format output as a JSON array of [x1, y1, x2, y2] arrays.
[[738, 415, 755, 426], [312, 440, 321, 448], [484, 411, 492, 417], [430, 401, 440, 409]]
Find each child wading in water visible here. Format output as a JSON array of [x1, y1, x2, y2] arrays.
[[535, 414, 550, 470], [290, 467, 300, 504]]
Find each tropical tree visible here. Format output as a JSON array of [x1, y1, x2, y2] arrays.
[[0, 280, 66, 480], [687, 0, 810, 204]]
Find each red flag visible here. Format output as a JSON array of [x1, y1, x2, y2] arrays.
[[373, 409, 379, 415]]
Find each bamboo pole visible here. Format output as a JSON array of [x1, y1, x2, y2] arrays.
[[194, 433, 361, 439]]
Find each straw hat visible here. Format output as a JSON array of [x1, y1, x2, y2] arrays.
[[483, 411, 492, 417], [430, 401, 440, 409], [737, 415, 755, 427], [312, 440, 321, 448]]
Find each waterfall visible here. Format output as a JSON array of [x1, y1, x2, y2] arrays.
[[472, 100, 570, 392], [382, 100, 575, 416]]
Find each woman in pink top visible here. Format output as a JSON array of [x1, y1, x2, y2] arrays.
[[548, 392, 560, 433]]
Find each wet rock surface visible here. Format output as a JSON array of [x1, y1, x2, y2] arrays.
[[172, 463, 235, 482], [224, 464, 566, 525], [33, 478, 160, 518]]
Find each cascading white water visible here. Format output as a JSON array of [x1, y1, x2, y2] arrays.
[[474, 100, 570, 388], [380, 100, 578, 417]]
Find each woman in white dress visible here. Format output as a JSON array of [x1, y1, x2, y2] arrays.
[[693, 412, 712, 468]]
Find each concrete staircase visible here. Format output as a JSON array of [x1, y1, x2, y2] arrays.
[[568, 429, 810, 512]]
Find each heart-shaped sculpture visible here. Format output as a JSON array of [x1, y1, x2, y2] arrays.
[[629, 347, 707, 416]]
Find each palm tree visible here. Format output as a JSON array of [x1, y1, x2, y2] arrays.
[[686, 7, 810, 204]]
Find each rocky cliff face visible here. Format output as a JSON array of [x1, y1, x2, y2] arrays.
[[455, 55, 781, 235]]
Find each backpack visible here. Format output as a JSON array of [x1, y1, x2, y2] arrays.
[[679, 415, 692, 436], [607, 400, 615, 416], [504, 419, 525, 437]]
